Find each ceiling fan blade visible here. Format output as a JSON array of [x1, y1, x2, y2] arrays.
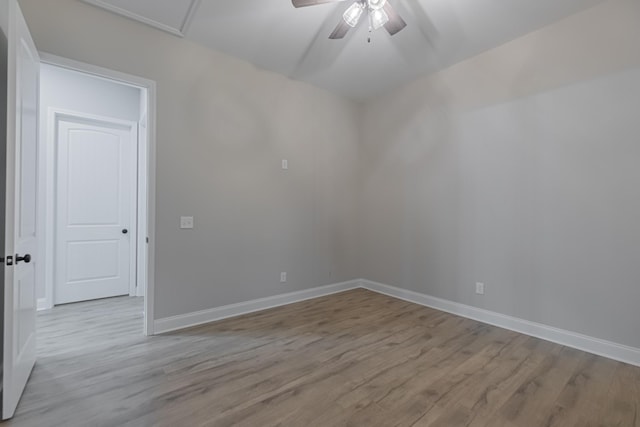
[[329, 20, 351, 39], [383, 2, 407, 36], [292, 0, 346, 8], [384, 2, 407, 35]]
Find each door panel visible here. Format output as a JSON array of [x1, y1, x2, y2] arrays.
[[2, 0, 40, 419], [54, 116, 136, 305], [67, 129, 120, 225], [18, 41, 37, 239], [67, 240, 120, 282], [17, 267, 35, 351]]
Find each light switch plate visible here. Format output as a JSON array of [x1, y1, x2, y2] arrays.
[[180, 216, 194, 229]]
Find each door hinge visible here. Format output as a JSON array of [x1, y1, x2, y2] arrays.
[[146, 237, 149, 244]]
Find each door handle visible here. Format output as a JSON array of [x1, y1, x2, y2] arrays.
[[122, 229, 128, 234], [15, 254, 31, 264]]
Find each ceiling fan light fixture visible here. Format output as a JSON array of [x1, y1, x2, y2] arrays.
[[294, 0, 405, 40], [367, 0, 387, 11], [343, 2, 365, 27], [369, 8, 389, 30]]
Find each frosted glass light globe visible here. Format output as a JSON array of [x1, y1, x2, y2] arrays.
[[367, 0, 387, 11]]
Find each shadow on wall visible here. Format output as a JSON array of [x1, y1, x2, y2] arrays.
[[360, 42, 640, 347], [360, 75, 462, 303]]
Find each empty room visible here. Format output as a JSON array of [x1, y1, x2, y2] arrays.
[[1, 0, 639, 426]]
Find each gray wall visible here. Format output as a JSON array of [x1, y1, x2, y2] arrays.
[[20, 0, 360, 319], [360, 0, 640, 348]]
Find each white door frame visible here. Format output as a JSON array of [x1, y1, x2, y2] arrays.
[[36, 53, 157, 335], [50, 109, 139, 303]]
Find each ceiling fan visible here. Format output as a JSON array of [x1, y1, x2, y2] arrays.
[[292, 0, 407, 40]]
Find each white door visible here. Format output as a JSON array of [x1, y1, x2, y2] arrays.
[[54, 115, 136, 305], [1, 0, 40, 419]]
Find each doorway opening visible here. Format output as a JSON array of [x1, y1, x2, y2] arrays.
[[36, 54, 156, 335]]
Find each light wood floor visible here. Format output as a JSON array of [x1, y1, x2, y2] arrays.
[[3, 289, 639, 426]]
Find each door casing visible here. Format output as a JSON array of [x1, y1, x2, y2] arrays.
[[36, 53, 157, 335]]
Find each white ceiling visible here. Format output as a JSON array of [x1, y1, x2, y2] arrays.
[[83, 0, 604, 100]]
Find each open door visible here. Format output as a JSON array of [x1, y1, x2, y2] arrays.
[[1, 0, 40, 419]]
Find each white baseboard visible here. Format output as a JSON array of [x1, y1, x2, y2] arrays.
[[37, 298, 50, 311], [154, 279, 361, 334], [360, 279, 640, 367], [152, 277, 640, 367]]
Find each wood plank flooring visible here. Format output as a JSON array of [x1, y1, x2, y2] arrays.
[[3, 289, 639, 426]]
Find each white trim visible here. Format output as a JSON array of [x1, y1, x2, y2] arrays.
[[360, 279, 640, 367], [39, 53, 155, 90], [180, 0, 201, 36], [80, 0, 201, 38], [37, 53, 157, 336], [154, 280, 361, 334], [135, 93, 148, 298], [36, 298, 48, 312]]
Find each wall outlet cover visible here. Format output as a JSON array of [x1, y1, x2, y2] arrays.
[[180, 216, 194, 229]]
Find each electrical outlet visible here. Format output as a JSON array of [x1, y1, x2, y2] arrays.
[[475, 282, 485, 295], [180, 216, 194, 229], [280, 272, 287, 283]]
